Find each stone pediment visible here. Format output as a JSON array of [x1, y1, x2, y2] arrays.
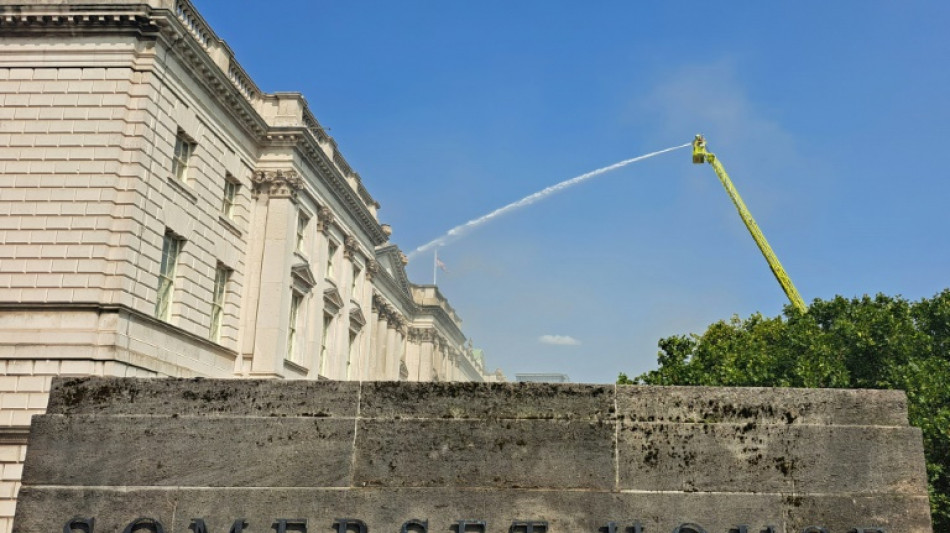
[[290, 261, 317, 292], [323, 284, 344, 313], [349, 305, 366, 330]]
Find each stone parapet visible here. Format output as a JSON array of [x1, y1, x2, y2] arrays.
[[13, 378, 934, 533]]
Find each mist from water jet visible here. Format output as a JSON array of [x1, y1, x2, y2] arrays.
[[407, 143, 690, 260]]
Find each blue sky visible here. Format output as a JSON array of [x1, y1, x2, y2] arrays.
[[193, 1, 950, 383]]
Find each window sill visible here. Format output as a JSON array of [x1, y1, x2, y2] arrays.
[[284, 358, 309, 375], [166, 176, 198, 203], [218, 215, 242, 238]]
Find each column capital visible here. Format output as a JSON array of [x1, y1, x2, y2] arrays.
[[252, 169, 302, 199]]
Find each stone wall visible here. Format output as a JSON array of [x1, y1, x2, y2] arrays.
[[13, 378, 933, 532]]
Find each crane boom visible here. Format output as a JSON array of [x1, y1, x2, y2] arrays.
[[691, 135, 807, 313]]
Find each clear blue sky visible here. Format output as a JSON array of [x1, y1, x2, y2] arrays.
[[193, 1, 950, 383]]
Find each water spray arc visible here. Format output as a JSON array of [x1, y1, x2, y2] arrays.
[[407, 143, 691, 260]]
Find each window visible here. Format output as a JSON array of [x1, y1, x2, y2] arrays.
[[347, 330, 359, 379], [171, 129, 196, 182], [326, 241, 338, 280], [209, 264, 230, 341], [221, 176, 239, 219], [155, 230, 184, 321], [319, 313, 333, 375], [287, 292, 303, 363], [351, 264, 361, 299], [296, 213, 308, 254]]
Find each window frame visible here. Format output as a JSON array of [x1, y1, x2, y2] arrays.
[[351, 263, 362, 300], [287, 291, 304, 364], [326, 240, 338, 280], [209, 263, 231, 342], [155, 230, 184, 321], [295, 213, 309, 255], [171, 129, 196, 182], [319, 312, 333, 375], [221, 175, 239, 219]]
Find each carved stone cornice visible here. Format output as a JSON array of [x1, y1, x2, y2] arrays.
[[316, 206, 335, 234], [291, 128, 388, 246], [290, 261, 316, 293], [323, 285, 343, 314], [252, 169, 303, 199], [407, 327, 436, 344], [349, 306, 366, 331]]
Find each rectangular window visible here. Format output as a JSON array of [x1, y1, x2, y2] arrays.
[[287, 292, 303, 362], [209, 264, 230, 342], [319, 313, 333, 375], [351, 264, 361, 299], [347, 330, 359, 379], [171, 130, 196, 182], [155, 230, 184, 321], [221, 176, 239, 219], [326, 241, 338, 280], [296, 214, 308, 254]]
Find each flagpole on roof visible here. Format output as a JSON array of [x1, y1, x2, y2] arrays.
[[433, 248, 438, 285]]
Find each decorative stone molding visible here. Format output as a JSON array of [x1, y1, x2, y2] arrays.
[[349, 306, 366, 331], [408, 327, 436, 344], [365, 259, 380, 281], [399, 252, 409, 266], [290, 262, 317, 293], [316, 206, 335, 234], [371, 293, 384, 314], [252, 169, 303, 199], [343, 235, 358, 260], [323, 285, 344, 314]]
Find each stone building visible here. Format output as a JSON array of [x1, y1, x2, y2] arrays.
[[0, 0, 503, 528]]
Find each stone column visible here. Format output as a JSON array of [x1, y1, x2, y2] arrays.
[[248, 170, 303, 378]]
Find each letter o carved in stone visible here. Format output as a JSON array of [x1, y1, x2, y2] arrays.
[[673, 524, 707, 533], [122, 518, 165, 533]]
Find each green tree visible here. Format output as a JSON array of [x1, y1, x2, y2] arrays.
[[623, 290, 950, 529]]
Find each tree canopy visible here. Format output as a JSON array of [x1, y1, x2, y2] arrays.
[[620, 290, 950, 529]]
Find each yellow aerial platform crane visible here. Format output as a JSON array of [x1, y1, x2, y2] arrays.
[[691, 134, 807, 313]]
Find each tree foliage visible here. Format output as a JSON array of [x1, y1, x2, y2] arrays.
[[620, 290, 950, 529]]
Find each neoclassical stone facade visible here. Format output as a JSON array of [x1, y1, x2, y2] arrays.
[[0, 0, 503, 529]]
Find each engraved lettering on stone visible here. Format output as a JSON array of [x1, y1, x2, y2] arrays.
[[64, 518, 95, 533], [601, 522, 643, 533], [274, 519, 307, 533], [509, 521, 547, 533], [801, 528, 828, 533], [333, 518, 367, 533], [454, 520, 487, 533], [848, 529, 885, 533], [673, 524, 706, 533], [400, 519, 428, 533], [122, 518, 165, 533]]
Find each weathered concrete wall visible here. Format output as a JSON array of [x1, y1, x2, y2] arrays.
[[13, 378, 933, 533]]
